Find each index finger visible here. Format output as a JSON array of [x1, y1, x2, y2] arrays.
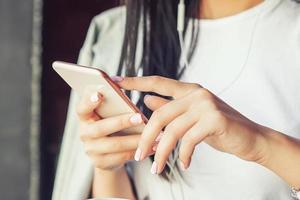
[[116, 76, 199, 98]]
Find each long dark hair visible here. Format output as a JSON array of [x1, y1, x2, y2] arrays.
[[118, 0, 200, 179]]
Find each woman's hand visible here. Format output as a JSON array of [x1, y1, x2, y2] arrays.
[[115, 76, 270, 174], [77, 89, 146, 171]]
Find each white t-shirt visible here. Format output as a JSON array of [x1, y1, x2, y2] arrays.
[[52, 0, 300, 199], [129, 0, 300, 199]]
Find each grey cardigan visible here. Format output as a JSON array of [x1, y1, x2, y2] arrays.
[[51, 7, 129, 200]]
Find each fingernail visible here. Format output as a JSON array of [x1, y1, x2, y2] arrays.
[[134, 148, 142, 161], [155, 131, 163, 142], [179, 160, 186, 171], [130, 113, 143, 124], [90, 92, 99, 103], [144, 94, 151, 101], [152, 145, 158, 152], [111, 76, 124, 82], [150, 161, 158, 174]]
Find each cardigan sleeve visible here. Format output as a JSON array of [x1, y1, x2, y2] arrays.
[[51, 18, 98, 200], [51, 6, 146, 200]]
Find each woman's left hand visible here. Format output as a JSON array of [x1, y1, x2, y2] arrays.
[[115, 76, 269, 174]]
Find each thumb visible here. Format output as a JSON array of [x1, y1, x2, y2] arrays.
[[144, 95, 170, 111]]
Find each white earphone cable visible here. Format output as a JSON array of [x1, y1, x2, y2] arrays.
[[177, 0, 189, 71]]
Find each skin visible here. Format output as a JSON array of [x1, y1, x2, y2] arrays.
[[117, 76, 300, 188], [200, 0, 263, 19], [78, 90, 156, 199], [77, 0, 300, 199], [77, 90, 141, 199]]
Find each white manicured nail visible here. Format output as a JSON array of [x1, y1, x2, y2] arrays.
[[179, 160, 186, 171], [130, 113, 143, 124], [155, 131, 163, 142], [152, 145, 158, 152], [90, 93, 99, 103], [111, 76, 124, 82], [150, 161, 158, 174], [144, 94, 151, 101], [134, 148, 142, 161]]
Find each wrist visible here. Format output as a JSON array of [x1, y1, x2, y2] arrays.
[[251, 125, 273, 166], [93, 166, 134, 199], [94, 166, 125, 176], [255, 127, 300, 189], [257, 126, 291, 166]]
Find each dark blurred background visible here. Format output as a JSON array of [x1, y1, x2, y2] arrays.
[[0, 0, 118, 199]]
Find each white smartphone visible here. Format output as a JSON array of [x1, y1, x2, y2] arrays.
[[52, 61, 146, 135]]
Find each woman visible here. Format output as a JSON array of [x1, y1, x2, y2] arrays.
[[52, 0, 300, 199]]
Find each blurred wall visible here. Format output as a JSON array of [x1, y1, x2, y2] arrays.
[[0, 0, 33, 199], [0, 0, 119, 199]]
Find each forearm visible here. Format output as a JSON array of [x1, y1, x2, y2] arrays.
[[92, 167, 136, 200], [260, 127, 300, 189]]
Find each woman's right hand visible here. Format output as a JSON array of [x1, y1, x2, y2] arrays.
[[77, 90, 145, 171]]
